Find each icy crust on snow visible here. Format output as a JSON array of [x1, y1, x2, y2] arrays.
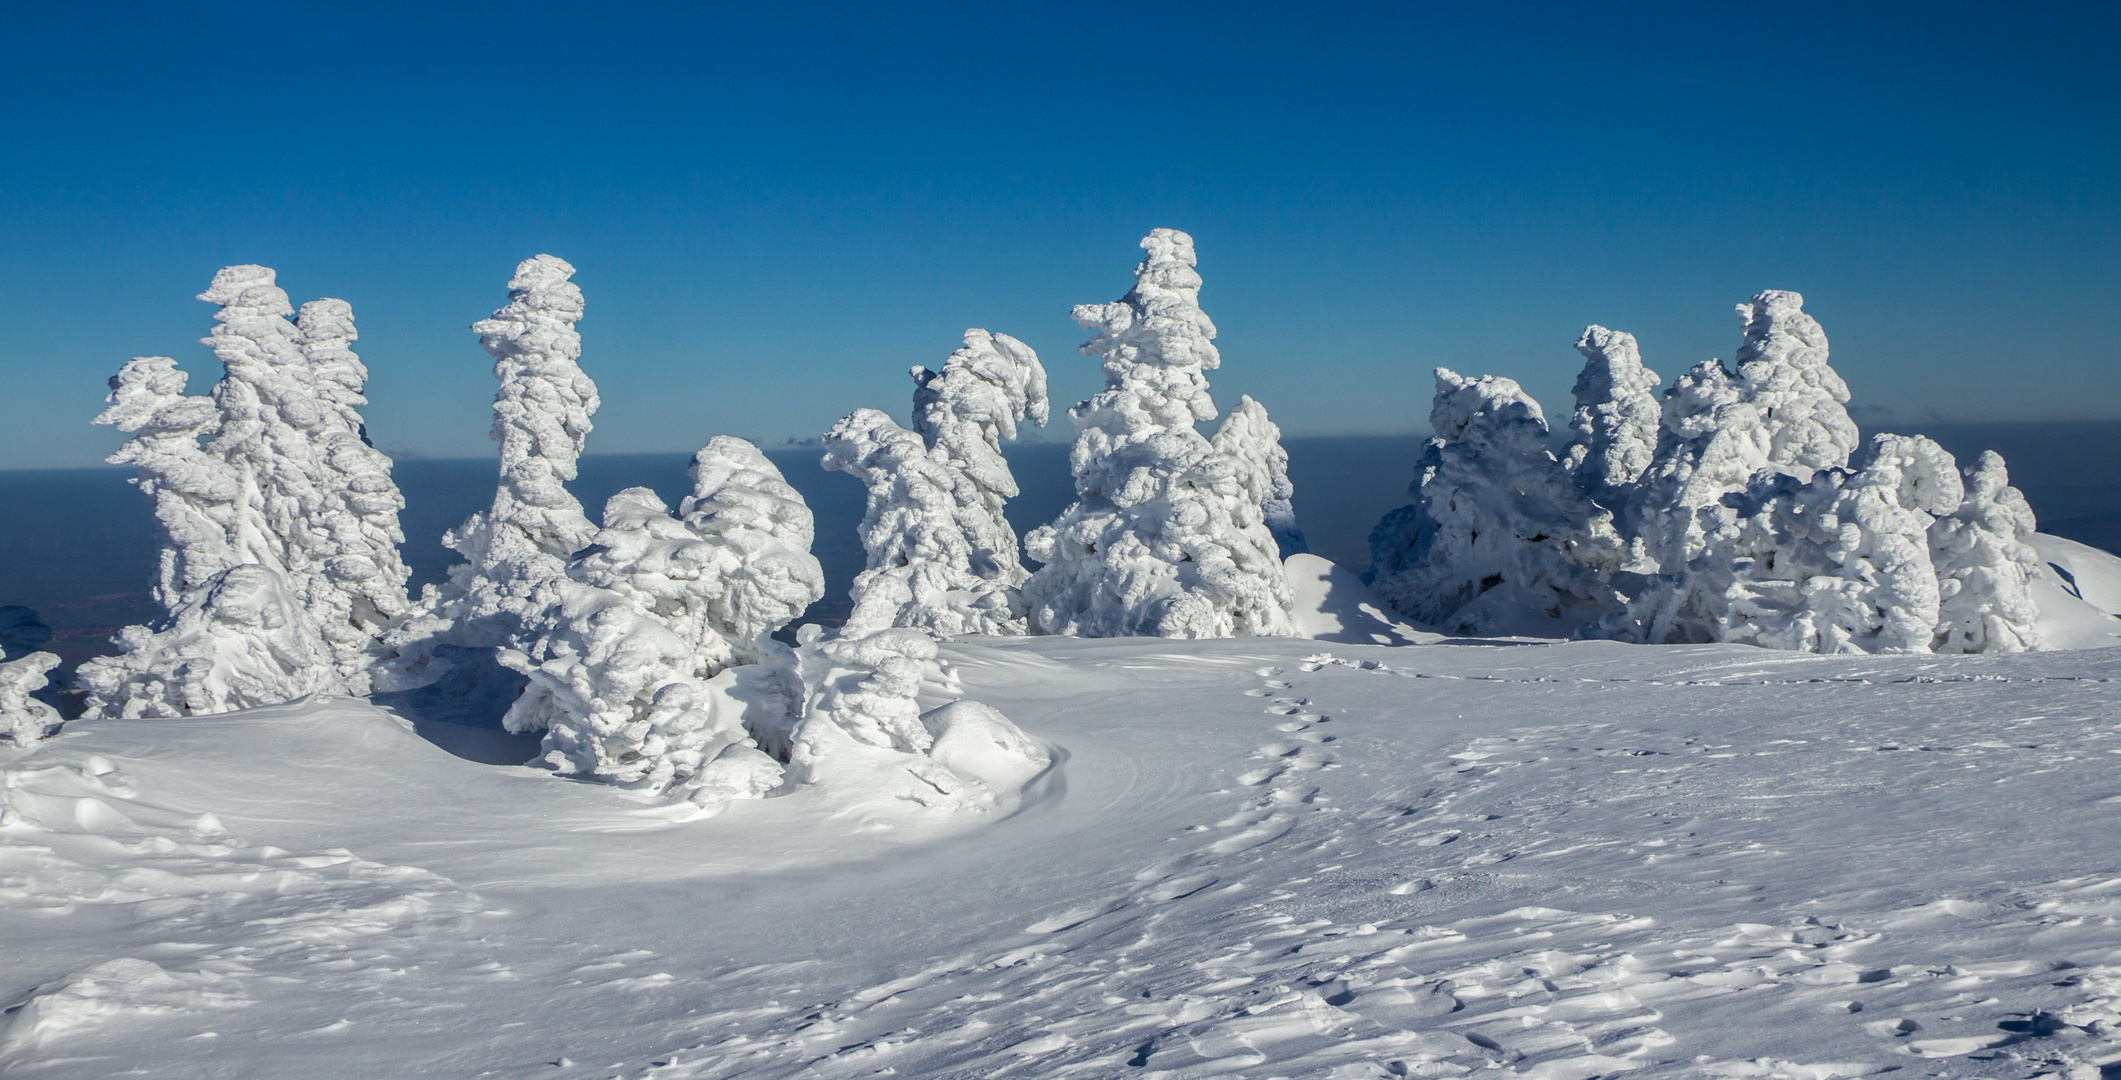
[[1022, 229, 1296, 639], [423, 255, 600, 653], [825, 330, 1048, 637], [498, 438, 821, 808], [1368, 368, 1623, 636], [82, 266, 412, 714]]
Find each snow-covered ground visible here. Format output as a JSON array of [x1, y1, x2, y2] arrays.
[[6, 543, 2121, 1079]]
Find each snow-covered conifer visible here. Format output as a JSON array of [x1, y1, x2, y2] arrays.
[[1627, 291, 1859, 575], [429, 255, 598, 649], [498, 573, 785, 809], [93, 358, 233, 608], [677, 437, 825, 662], [1367, 369, 1624, 635], [1560, 325, 1662, 510], [1021, 229, 1295, 638], [823, 330, 1046, 637], [1215, 395, 1307, 559], [1621, 434, 1961, 652], [495, 438, 819, 806], [79, 564, 337, 718], [1930, 450, 2043, 654], [0, 652, 61, 745]]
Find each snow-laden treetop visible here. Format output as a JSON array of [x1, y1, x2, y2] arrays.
[[1070, 228, 1221, 434]]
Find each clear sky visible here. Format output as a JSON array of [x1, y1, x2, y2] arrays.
[[2, 1, 2115, 469]]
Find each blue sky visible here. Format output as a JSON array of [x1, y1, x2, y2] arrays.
[[2, 1, 2115, 468]]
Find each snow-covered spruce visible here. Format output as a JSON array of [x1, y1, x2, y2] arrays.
[[0, 652, 61, 745], [1021, 229, 1296, 639], [84, 267, 411, 712], [1930, 450, 2043, 654], [1560, 325, 1662, 521], [293, 298, 413, 683], [79, 565, 338, 719], [1217, 395, 1307, 559], [1626, 291, 1859, 576], [1367, 369, 1623, 636], [1618, 434, 1960, 652], [824, 329, 1050, 637], [423, 255, 599, 653], [497, 438, 820, 806], [92, 358, 235, 609]]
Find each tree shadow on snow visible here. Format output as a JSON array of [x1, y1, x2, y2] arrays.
[[370, 645, 544, 767]]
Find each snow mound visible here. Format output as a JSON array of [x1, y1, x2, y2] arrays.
[[2027, 532, 2121, 650], [1283, 554, 1437, 645]]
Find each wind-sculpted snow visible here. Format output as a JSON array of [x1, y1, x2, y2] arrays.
[[1217, 394, 1308, 559], [78, 564, 338, 717], [1369, 368, 1623, 635], [0, 652, 60, 744], [826, 330, 1047, 637], [420, 255, 599, 654], [93, 357, 232, 608], [1930, 451, 2043, 653], [783, 625, 1047, 812], [677, 437, 825, 662], [1562, 324, 1662, 519], [1022, 229, 1295, 639]]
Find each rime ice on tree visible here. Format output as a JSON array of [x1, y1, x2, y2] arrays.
[[1561, 325, 1662, 529], [1627, 291, 1859, 576], [1368, 369, 1623, 636], [82, 266, 411, 714], [497, 438, 821, 808], [428, 255, 599, 651], [1930, 451, 2043, 654], [1021, 229, 1296, 639], [824, 330, 1049, 637]]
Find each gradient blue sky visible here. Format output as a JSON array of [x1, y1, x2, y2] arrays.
[[3, 1, 2115, 469]]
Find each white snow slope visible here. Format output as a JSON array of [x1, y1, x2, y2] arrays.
[[5, 547, 2121, 1079]]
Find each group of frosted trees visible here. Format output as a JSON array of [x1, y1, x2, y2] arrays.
[[1367, 291, 2044, 654], [0, 236, 2054, 771]]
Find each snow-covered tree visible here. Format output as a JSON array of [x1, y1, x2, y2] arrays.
[[1021, 229, 1295, 638], [1561, 325, 1662, 515], [0, 651, 61, 745], [496, 437, 821, 807], [294, 299, 412, 684], [1367, 368, 1624, 635], [676, 437, 826, 662], [1628, 291, 1859, 575], [428, 254, 599, 650], [1618, 434, 1961, 652], [85, 266, 412, 712], [1930, 450, 2043, 654], [498, 571, 786, 809], [824, 329, 1049, 637], [1216, 395, 1307, 559], [79, 564, 338, 718], [91, 358, 233, 608]]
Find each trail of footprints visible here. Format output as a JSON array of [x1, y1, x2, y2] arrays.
[[630, 654, 2121, 1079]]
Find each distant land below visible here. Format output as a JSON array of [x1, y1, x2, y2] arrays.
[[4, 424, 2117, 675]]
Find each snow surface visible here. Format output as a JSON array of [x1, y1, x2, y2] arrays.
[[7, 549, 2121, 1077]]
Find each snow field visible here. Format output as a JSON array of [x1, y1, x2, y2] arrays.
[[7, 622, 2121, 1077]]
